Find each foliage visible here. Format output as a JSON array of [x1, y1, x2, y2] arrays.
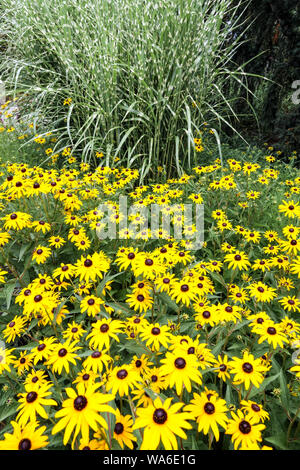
[[0, 119, 299, 450], [0, 0, 263, 176]]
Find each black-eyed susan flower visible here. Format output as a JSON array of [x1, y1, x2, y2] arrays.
[[169, 280, 197, 306], [126, 290, 154, 313], [52, 382, 115, 446], [113, 409, 137, 449], [139, 322, 172, 351], [254, 322, 289, 349], [80, 295, 104, 317], [278, 296, 300, 313], [3, 315, 27, 343], [29, 337, 57, 365], [2, 211, 32, 230], [73, 370, 97, 388], [86, 318, 124, 350], [32, 245, 52, 264], [14, 351, 33, 376], [31, 220, 51, 234], [132, 397, 192, 450], [213, 355, 231, 381], [247, 281, 277, 303], [240, 400, 270, 424], [160, 350, 202, 395], [62, 322, 87, 341], [46, 340, 81, 374], [225, 409, 265, 450], [16, 382, 57, 425], [0, 420, 49, 450], [48, 236, 66, 249], [24, 370, 50, 388], [278, 200, 300, 219], [82, 349, 111, 374], [229, 351, 268, 390], [74, 251, 110, 283], [0, 346, 16, 375], [105, 365, 141, 397], [52, 263, 75, 281], [185, 392, 228, 441], [224, 250, 251, 271]]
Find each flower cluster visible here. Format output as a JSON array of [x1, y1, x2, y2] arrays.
[[0, 147, 299, 451]]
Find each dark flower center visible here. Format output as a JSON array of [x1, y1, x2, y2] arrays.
[[234, 255, 241, 261], [117, 369, 128, 380], [174, 357, 186, 369], [251, 404, 260, 412], [74, 395, 88, 411], [153, 408, 168, 424], [58, 348, 67, 357], [242, 362, 253, 373], [92, 351, 101, 358], [100, 324, 109, 333], [18, 438, 32, 450], [202, 310, 211, 319], [26, 391, 38, 403], [145, 258, 154, 266], [204, 402, 215, 414], [180, 284, 189, 292], [151, 327, 160, 335], [84, 259, 93, 267], [114, 422, 124, 435], [267, 327, 276, 335], [239, 420, 251, 434]]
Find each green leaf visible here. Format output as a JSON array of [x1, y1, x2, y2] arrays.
[[0, 404, 18, 421], [5, 280, 17, 310], [157, 292, 179, 313], [249, 372, 280, 399], [279, 369, 289, 409], [265, 433, 288, 450], [18, 243, 31, 261]]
